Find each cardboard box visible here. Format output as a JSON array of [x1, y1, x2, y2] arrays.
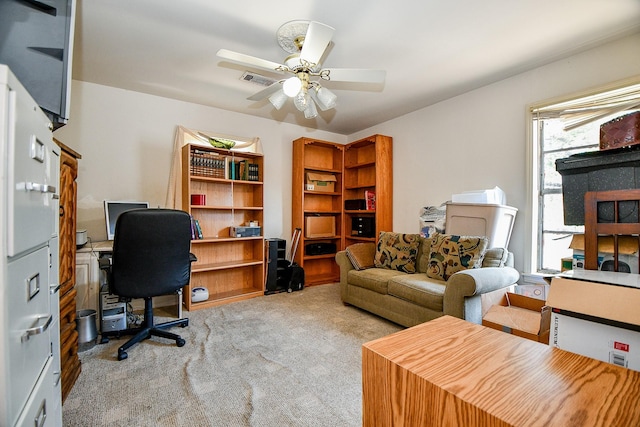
[[514, 284, 549, 301], [305, 172, 336, 193], [547, 271, 640, 371], [516, 274, 552, 300], [482, 292, 551, 344], [305, 216, 335, 238], [569, 234, 639, 273]]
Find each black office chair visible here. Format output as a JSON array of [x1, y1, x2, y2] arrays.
[[100, 208, 196, 360]]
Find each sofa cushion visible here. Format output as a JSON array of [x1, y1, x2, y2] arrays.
[[388, 273, 445, 311], [426, 233, 488, 281], [345, 243, 375, 270], [482, 247, 509, 268], [347, 268, 407, 294], [417, 237, 433, 273], [374, 232, 421, 273]]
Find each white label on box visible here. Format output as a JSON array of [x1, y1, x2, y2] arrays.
[[551, 312, 640, 372], [306, 184, 315, 191]]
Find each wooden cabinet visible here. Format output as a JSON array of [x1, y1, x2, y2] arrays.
[[292, 138, 344, 285], [181, 143, 264, 310], [343, 135, 393, 247], [56, 139, 81, 402]]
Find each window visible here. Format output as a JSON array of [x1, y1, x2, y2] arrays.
[[528, 80, 640, 273]]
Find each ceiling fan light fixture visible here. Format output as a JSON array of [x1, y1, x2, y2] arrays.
[[293, 90, 310, 111], [268, 89, 288, 110], [314, 86, 337, 110], [283, 76, 302, 97], [304, 98, 318, 119]]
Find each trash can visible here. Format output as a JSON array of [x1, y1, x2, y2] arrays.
[[76, 309, 98, 352]]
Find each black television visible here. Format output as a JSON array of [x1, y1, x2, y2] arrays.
[[104, 201, 149, 241]]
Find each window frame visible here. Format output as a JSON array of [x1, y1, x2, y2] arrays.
[[525, 76, 640, 274]]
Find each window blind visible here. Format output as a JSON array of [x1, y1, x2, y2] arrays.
[[532, 82, 640, 131]]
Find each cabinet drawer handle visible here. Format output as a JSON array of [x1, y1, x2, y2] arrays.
[[25, 182, 56, 194], [34, 398, 47, 427], [21, 315, 52, 343]]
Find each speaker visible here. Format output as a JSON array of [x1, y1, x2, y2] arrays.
[[345, 199, 366, 210], [352, 217, 375, 238], [305, 242, 337, 256], [265, 238, 288, 294]]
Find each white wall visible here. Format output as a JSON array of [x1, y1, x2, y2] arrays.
[[55, 33, 640, 272], [350, 32, 640, 272], [53, 83, 346, 242]]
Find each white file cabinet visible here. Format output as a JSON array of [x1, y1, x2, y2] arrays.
[[0, 65, 62, 426]]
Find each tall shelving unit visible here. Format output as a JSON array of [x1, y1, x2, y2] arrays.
[[343, 135, 393, 247], [292, 138, 344, 286], [181, 143, 264, 310]]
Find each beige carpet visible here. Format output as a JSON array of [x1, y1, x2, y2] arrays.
[[62, 283, 402, 426]]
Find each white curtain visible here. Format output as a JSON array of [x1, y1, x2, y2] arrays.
[[165, 126, 262, 208]]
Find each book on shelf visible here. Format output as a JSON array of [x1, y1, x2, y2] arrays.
[[365, 190, 376, 211], [190, 216, 204, 240], [191, 149, 225, 178], [225, 159, 259, 181], [248, 163, 259, 181], [194, 219, 203, 239]]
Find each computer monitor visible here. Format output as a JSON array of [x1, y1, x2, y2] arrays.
[[104, 200, 149, 240]]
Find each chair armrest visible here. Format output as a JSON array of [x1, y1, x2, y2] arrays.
[[189, 253, 198, 263], [443, 266, 520, 319]]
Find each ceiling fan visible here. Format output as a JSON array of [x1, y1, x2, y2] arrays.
[[217, 20, 386, 119]]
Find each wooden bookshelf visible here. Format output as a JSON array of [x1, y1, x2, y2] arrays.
[[181, 142, 264, 310]]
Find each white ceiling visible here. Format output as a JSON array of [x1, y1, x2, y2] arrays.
[[72, 0, 640, 135]]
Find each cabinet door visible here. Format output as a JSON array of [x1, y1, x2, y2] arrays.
[[58, 151, 77, 296]]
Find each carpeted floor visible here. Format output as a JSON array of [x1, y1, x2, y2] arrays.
[[62, 283, 402, 426]]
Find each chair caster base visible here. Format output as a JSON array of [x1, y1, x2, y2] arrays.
[[118, 351, 128, 361], [177, 338, 186, 347]]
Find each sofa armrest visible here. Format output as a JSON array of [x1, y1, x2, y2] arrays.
[[336, 249, 356, 276], [443, 266, 520, 320]]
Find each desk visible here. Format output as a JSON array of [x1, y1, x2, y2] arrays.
[[362, 315, 640, 426], [76, 240, 183, 325]]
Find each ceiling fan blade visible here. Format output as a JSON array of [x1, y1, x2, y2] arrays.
[[247, 81, 283, 101], [299, 21, 334, 66], [323, 68, 386, 84], [217, 49, 284, 73]]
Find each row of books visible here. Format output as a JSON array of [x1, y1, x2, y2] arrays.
[[190, 217, 204, 240], [190, 149, 260, 181]]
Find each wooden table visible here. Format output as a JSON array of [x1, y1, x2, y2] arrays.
[[362, 315, 640, 426]]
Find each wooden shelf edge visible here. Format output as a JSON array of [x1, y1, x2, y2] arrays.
[[190, 175, 263, 185], [191, 205, 263, 210], [344, 161, 375, 169], [185, 289, 264, 311], [192, 259, 263, 272], [344, 209, 375, 214], [191, 236, 264, 243]]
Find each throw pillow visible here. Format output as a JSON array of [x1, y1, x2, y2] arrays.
[[374, 232, 420, 273], [346, 243, 376, 270], [482, 247, 509, 268], [426, 233, 489, 281]]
